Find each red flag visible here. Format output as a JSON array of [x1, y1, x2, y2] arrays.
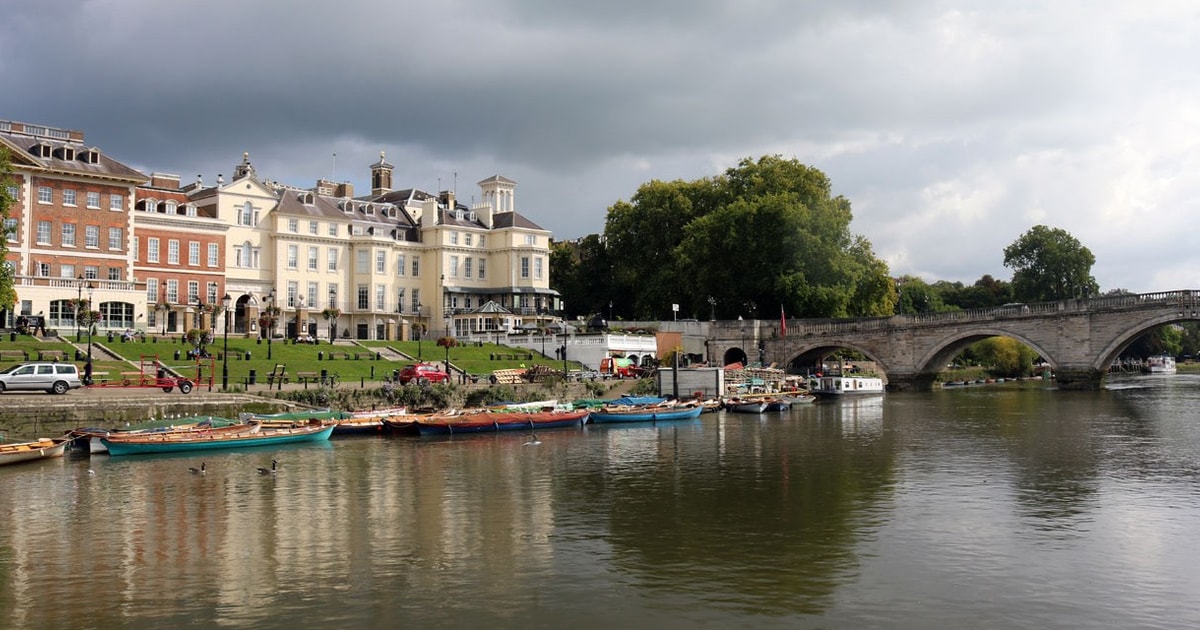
[[780, 305, 787, 337]]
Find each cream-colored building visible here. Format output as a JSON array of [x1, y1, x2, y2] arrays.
[[195, 152, 558, 342]]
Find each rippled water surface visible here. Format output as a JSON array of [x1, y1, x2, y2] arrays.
[[3, 376, 1200, 629]]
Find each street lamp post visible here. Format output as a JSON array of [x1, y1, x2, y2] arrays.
[[75, 275, 84, 342], [416, 302, 423, 359], [266, 288, 275, 360], [708, 296, 716, 321], [85, 281, 95, 372], [329, 288, 337, 343], [221, 293, 231, 391]]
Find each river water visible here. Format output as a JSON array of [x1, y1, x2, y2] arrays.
[[3, 375, 1200, 629]]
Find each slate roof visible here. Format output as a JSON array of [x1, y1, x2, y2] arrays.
[[0, 124, 147, 183]]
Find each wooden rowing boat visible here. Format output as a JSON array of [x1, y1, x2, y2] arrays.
[[100, 420, 334, 455], [0, 437, 69, 466], [408, 408, 590, 435]]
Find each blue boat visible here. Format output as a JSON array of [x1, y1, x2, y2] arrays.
[[588, 404, 703, 424], [101, 421, 334, 455]]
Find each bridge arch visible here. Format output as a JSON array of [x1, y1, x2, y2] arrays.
[[781, 341, 891, 377], [1095, 312, 1196, 371], [915, 328, 1058, 375]]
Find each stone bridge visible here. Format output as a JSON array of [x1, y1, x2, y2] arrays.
[[703, 290, 1200, 391]]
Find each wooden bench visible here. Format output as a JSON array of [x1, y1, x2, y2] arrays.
[[296, 371, 319, 384], [0, 350, 26, 361], [353, 352, 374, 360], [38, 350, 66, 361], [328, 351, 350, 360]]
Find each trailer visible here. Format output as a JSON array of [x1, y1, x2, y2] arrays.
[[86, 355, 214, 394]]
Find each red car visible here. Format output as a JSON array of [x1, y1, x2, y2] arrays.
[[398, 363, 449, 385]]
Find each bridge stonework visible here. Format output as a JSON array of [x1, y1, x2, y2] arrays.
[[707, 291, 1200, 391]]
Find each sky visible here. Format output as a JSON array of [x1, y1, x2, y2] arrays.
[[4, 0, 1200, 294]]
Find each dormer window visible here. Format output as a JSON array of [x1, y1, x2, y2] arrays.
[[54, 146, 75, 161], [31, 144, 51, 158], [298, 192, 314, 205], [365, 204, 375, 216], [141, 199, 158, 212], [455, 209, 464, 221], [468, 211, 477, 222], [81, 148, 100, 164], [164, 201, 177, 214], [185, 204, 197, 217]]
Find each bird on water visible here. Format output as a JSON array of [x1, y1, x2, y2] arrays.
[[189, 462, 206, 475], [257, 459, 277, 475]]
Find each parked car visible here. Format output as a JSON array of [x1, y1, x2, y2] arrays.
[[398, 363, 449, 385], [0, 362, 83, 394]]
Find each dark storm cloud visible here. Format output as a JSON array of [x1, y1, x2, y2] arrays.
[[4, 1, 1200, 291]]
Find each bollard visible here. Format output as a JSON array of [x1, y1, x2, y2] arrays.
[[318, 351, 323, 360], [174, 350, 181, 360], [249, 369, 257, 385], [370, 365, 375, 378]]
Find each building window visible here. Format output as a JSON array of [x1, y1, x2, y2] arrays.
[[36, 221, 50, 244], [186, 205, 197, 217], [167, 239, 180, 264], [328, 223, 337, 237], [239, 202, 254, 226], [449, 256, 459, 278], [307, 282, 318, 309], [521, 256, 530, 279], [83, 266, 98, 280], [85, 225, 99, 249], [287, 245, 298, 269], [478, 258, 486, 280], [5, 185, 17, 200], [450, 231, 458, 245], [288, 218, 298, 233], [327, 249, 338, 272], [165, 201, 177, 214], [37, 187, 52, 204], [309, 221, 318, 235], [165, 279, 178, 302], [108, 227, 123, 250], [356, 249, 369, 274], [147, 238, 160, 263], [86, 191, 100, 209], [308, 247, 318, 271], [189, 241, 200, 266], [61, 223, 76, 247], [375, 250, 386, 274], [63, 189, 77, 206], [208, 282, 219, 306], [110, 194, 123, 210], [60, 264, 75, 279], [146, 278, 158, 302], [3, 218, 15, 243], [464, 257, 473, 279], [132, 236, 139, 261], [479, 235, 486, 248], [465, 233, 473, 246], [375, 284, 385, 311], [534, 257, 543, 280], [208, 243, 218, 267], [357, 284, 369, 310], [396, 254, 405, 276], [525, 234, 536, 246], [411, 289, 421, 313], [286, 281, 297, 308], [108, 267, 121, 281], [36, 262, 50, 277], [187, 280, 199, 303], [412, 256, 420, 277]]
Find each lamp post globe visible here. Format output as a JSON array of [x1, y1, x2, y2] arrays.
[[221, 293, 231, 390]]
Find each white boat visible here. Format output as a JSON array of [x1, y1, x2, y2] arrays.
[[812, 375, 885, 397], [1143, 355, 1177, 375], [0, 437, 69, 466]]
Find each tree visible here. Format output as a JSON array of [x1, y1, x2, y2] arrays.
[[0, 148, 16, 314], [604, 155, 892, 320], [1003, 225, 1099, 302]]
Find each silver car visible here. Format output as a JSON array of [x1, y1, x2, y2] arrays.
[[0, 362, 83, 394]]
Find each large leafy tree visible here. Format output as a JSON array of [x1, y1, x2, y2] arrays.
[[602, 155, 891, 320], [0, 148, 16, 313], [550, 235, 614, 320], [1003, 225, 1098, 303]]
